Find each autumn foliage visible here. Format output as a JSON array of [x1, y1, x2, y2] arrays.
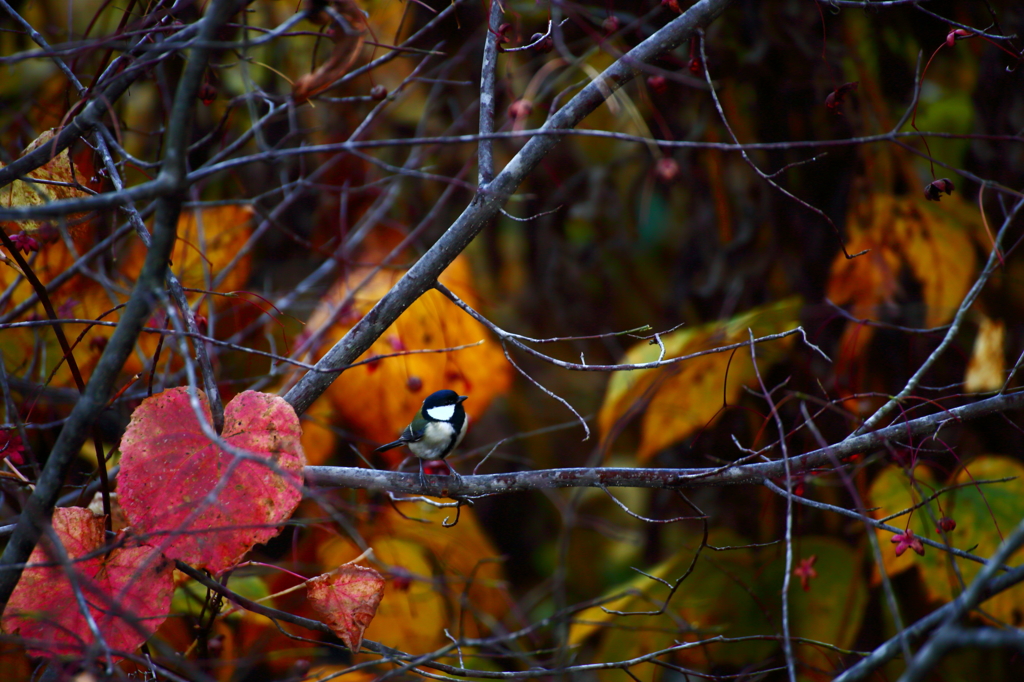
[[1, 0, 1024, 681]]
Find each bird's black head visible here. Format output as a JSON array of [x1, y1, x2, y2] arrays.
[[421, 389, 468, 423]]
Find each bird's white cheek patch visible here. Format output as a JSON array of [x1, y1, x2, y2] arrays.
[[426, 405, 455, 421]]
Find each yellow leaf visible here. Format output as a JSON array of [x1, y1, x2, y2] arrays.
[[317, 500, 508, 652], [319, 535, 447, 653], [598, 298, 801, 461], [568, 547, 692, 647], [0, 130, 90, 236], [964, 317, 1004, 393], [372, 501, 509, 637]]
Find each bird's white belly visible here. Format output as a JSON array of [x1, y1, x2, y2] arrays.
[[409, 421, 457, 459]]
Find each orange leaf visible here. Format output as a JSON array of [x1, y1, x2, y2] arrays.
[[122, 205, 255, 294], [0, 205, 254, 390], [300, 395, 339, 466], [306, 250, 512, 451], [306, 565, 385, 653], [827, 193, 977, 363]]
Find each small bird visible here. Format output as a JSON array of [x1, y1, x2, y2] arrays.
[[374, 389, 468, 487]]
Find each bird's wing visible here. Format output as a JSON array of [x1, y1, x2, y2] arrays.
[[372, 424, 424, 453]]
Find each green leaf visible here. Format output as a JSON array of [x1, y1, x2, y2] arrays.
[[868, 456, 1024, 622]]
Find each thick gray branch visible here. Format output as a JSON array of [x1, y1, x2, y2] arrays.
[[304, 389, 1024, 494]]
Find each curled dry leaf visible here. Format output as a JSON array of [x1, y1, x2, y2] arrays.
[[293, 0, 368, 103], [923, 178, 955, 202], [306, 565, 385, 653], [0, 130, 91, 237], [964, 316, 1004, 393], [825, 81, 859, 115], [2, 507, 174, 660], [118, 388, 306, 574]]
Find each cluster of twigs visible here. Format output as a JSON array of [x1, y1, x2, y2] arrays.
[[1, 0, 1023, 680]]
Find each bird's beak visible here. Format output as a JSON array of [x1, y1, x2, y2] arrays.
[[458, 395, 468, 403]]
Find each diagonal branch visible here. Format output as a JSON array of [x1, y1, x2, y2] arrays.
[[0, 0, 244, 611], [282, 0, 737, 416]]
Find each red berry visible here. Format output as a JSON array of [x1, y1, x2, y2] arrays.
[[507, 99, 533, 121], [198, 82, 216, 106], [647, 75, 668, 94], [654, 157, 680, 183], [391, 571, 413, 591], [924, 178, 955, 201]]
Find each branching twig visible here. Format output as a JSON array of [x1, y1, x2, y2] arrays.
[[0, 0, 243, 610], [281, 0, 737, 416]]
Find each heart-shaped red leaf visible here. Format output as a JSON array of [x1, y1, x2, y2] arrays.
[[2, 507, 174, 659], [118, 388, 306, 574], [307, 565, 385, 653]]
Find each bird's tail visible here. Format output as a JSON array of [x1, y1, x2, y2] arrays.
[[373, 439, 406, 453]]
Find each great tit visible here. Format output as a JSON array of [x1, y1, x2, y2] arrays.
[[374, 389, 468, 486]]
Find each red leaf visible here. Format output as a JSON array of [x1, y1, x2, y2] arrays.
[[307, 565, 385, 653], [118, 388, 306, 573], [1, 429, 25, 465], [1, 507, 173, 660]]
